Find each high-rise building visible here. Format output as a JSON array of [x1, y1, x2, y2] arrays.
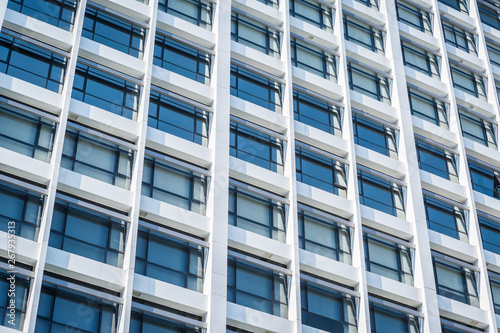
[[0, 0, 500, 332]]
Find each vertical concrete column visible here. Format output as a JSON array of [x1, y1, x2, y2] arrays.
[[23, 1, 89, 331], [117, 1, 157, 332], [381, 0, 443, 331], [205, 0, 231, 330]]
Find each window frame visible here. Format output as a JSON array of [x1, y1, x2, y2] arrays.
[[49, 199, 127, 267], [347, 62, 391, 104], [343, 15, 384, 54], [415, 138, 458, 182], [0, 101, 56, 163], [300, 279, 358, 332], [7, 0, 78, 31], [469, 160, 500, 198], [230, 120, 285, 174], [158, 0, 213, 29], [353, 113, 398, 158], [424, 194, 468, 241], [0, 180, 45, 241], [433, 256, 479, 306], [295, 144, 348, 197], [82, 6, 146, 58], [479, 213, 500, 255], [369, 302, 420, 333], [442, 20, 477, 54], [231, 12, 281, 58], [135, 224, 205, 292], [478, 1, 500, 30], [450, 64, 486, 99], [142, 153, 208, 214], [357, 168, 406, 219], [401, 40, 440, 78], [227, 255, 289, 318], [395, 0, 433, 34], [458, 108, 497, 148], [364, 233, 414, 285], [0, 30, 68, 93], [61, 126, 135, 189], [298, 207, 352, 264], [290, 37, 337, 81], [408, 87, 449, 127], [438, 0, 469, 13], [289, 0, 334, 31], [230, 64, 283, 112], [153, 33, 212, 85], [229, 185, 286, 242], [72, 60, 142, 120], [148, 89, 210, 146], [293, 88, 342, 136]]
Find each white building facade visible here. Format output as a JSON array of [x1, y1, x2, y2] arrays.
[[0, 0, 500, 332]]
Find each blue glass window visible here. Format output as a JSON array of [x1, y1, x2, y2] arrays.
[[442, 21, 477, 54], [348, 63, 390, 104], [396, 1, 432, 34], [458, 109, 497, 148], [479, 214, 500, 255], [408, 87, 448, 127], [0, 102, 56, 162], [438, 0, 468, 13], [293, 88, 342, 136], [256, 0, 279, 8], [61, 128, 134, 189], [231, 13, 280, 57], [358, 169, 405, 219], [230, 64, 282, 112], [298, 208, 351, 264], [142, 156, 207, 214], [131, 302, 203, 333], [344, 16, 384, 54], [36, 281, 118, 333], [72, 62, 141, 120], [7, 0, 78, 31], [490, 277, 500, 315], [401, 41, 440, 78], [289, 0, 333, 31], [229, 185, 286, 241], [355, 0, 379, 10], [154, 34, 211, 85], [227, 256, 288, 318], [82, 7, 145, 58], [450, 65, 486, 99], [364, 233, 413, 284], [230, 121, 284, 173], [478, 1, 500, 30], [353, 113, 398, 158], [135, 226, 204, 292], [0, 31, 67, 93], [469, 161, 500, 198], [296, 145, 347, 197], [433, 257, 479, 306], [158, 0, 213, 29], [0, 270, 30, 330], [0, 180, 43, 241], [415, 139, 458, 181], [487, 41, 500, 67], [49, 200, 127, 267], [370, 302, 419, 333], [424, 195, 467, 241], [301, 279, 357, 332], [149, 90, 209, 146], [291, 38, 336, 81]]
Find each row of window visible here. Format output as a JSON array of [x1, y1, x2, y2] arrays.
[[3, 251, 499, 333], [8, 0, 500, 75], [1, 94, 499, 237]]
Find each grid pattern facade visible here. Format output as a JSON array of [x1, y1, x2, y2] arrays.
[[0, 0, 500, 332]]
